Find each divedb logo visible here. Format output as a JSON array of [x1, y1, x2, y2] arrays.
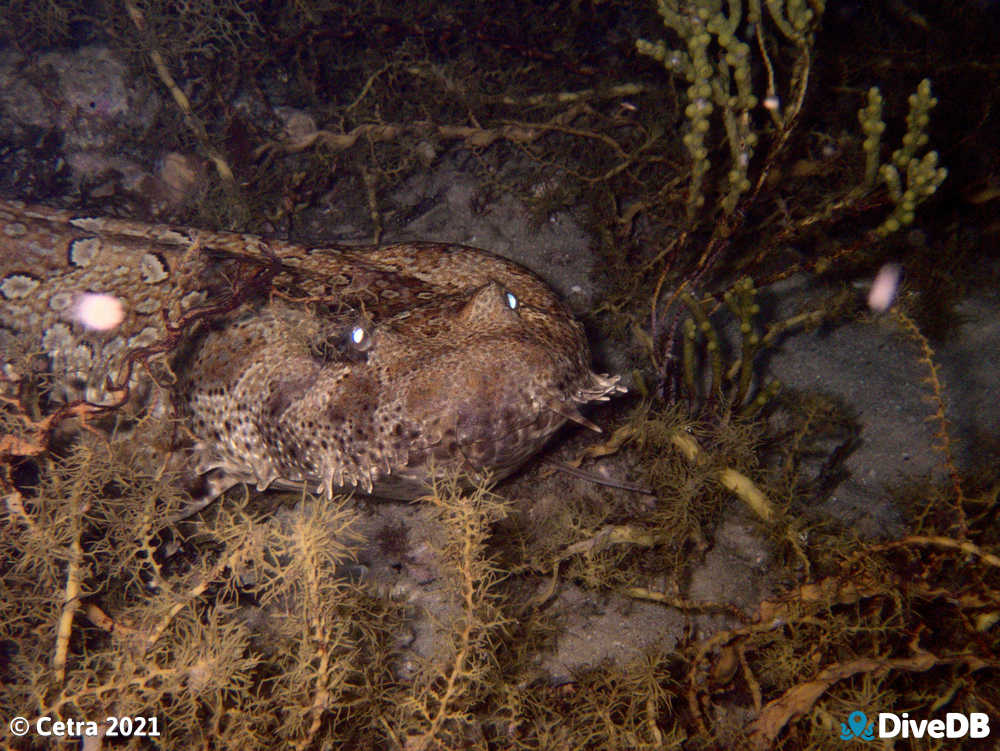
[[839, 710, 990, 741]]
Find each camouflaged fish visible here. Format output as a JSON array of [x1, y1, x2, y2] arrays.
[[0, 198, 623, 499]]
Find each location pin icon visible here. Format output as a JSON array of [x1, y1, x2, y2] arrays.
[[848, 711, 868, 737]]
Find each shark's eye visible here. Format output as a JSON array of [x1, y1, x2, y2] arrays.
[[311, 320, 373, 363], [349, 324, 373, 352], [504, 291, 518, 310]]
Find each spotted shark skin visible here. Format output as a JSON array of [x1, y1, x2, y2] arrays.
[[0, 198, 622, 498]]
